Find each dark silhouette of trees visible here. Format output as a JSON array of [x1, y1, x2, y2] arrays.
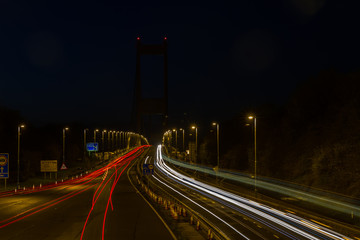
[[198, 69, 360, 197]]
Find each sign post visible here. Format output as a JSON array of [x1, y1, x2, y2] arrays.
[[41, 160, 58, 179], [86, 142, 99, 152], [0, 153, 9, 190]]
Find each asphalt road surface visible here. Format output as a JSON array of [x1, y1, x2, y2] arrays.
[[0, 146, 174, 240], [150, 145, 359, 240]]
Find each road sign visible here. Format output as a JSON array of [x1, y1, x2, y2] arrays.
[[0, 153, 9, 179], [60, 163, 68, 170], [87, 142, 99, 152], [41, 160, 58, 172], [143, 164, 154, 175]]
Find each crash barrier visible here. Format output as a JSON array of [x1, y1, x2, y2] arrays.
[[135, 175, 226, 240], [6, 148, 138, 195]]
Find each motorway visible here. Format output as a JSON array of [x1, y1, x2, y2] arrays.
[[1, 144, 358, 240], [145, 145, 359, 240], [0, 146, 174, 240]]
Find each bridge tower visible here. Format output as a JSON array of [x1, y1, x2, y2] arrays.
[[133, 37, 168, 141]]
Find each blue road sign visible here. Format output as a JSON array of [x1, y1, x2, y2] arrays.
[[143, 164, 154, 175], [86, 142, 99, 152], [0, 153, 9, 179]]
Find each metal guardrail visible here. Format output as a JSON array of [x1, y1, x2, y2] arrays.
[[162, 151, 360, 223], [131, 155, 229, 240]]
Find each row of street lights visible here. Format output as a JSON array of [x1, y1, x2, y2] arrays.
[[83, 129, 145, 159], [15, 125, 146, 189], [163, 123, 218, 166], [162, 115, 257, 192]]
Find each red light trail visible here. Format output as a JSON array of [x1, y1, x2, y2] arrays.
[[0, 145, 148, 238]]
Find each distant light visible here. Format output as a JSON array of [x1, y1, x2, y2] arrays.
[[248, 116, 254, 120], [191, 126, 196, 129], [212, 122, 217, 126], [173, 129, 176, 132], [20, 124, 25, 128], [164, 37, 167, 40], [137, 37, 140, 40]]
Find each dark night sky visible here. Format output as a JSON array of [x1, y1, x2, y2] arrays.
[[1, 1, 360, 126]]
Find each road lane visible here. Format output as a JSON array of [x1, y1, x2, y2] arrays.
[[0, 145, 175, 240], [152, 145, 356, 240]]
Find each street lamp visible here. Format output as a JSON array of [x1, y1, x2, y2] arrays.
[[127, 132, 132, 149], [248, 115, 257, 192], [107, 131, 112, 152], [166, 130, 171, 148], [179, 128, 185, 153], [212, 122, 220, 169], [173, 129, 177, 158], [111, 131, 115, 151], [62, 127, 69, 165], [102, 130, 106, 160], [17, 124, 25, 189], [94, 129, 99, 143], [191, 125, 198, 163], [83, 129, 88, 159], [115, 131, 120, 150], [120, 131, 124, 149]]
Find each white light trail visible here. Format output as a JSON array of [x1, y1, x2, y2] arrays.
[[155, 145, 352, 240]]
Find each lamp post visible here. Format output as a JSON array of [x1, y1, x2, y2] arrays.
[[212, 122, 220, 168], [248, 116, 257, 193], [121, 131, 125, 149], [116, 131, 119, 150], [125, 132, 129, 149], [166, 130, 171, 148], [102, 130, 106, 160], [17, 124, 25, 189], [111, 131, 115, 151], [107, 131, 111, 152], [173, 129, 177, 158], [180, 128, 185, 153], [83, 129, 88, 159], [94, 129, 99, 143], [191, 125, 198, 163], [62, 127, 69, 165]]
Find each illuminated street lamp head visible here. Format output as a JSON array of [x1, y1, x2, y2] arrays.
[[20, 124, 25, 128], [248, 116, 254, 120], [212, 122, 217, 126], [173, 129, 176, 132], [103, 129, 107, 133], [95, 129, 99, 132], [64, 127, 69, 131], [180, 128, 183, 131], [191, 126, 196, 129]]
